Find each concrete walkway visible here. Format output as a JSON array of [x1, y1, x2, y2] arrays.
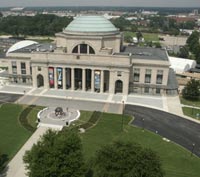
[[166, 95, 184, 116], [4, 126, 60, 177]]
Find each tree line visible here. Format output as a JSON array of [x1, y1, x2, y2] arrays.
[[0, 14, 73, 36]]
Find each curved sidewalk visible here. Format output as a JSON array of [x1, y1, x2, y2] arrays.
[[4, 126, 61, 177]]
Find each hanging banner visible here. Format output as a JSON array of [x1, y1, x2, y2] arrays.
[[57, 68, 63, 88], [94, 70, 100, 91], [48, 67, 54, 88]]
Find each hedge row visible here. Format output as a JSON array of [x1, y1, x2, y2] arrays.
[[19, 105, 36, 132], [79, 111, 102, 130]]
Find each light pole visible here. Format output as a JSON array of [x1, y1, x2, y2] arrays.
[[121, 101, 124, 131], [191, 143, 195, 157], [142, 118, 145, 131]]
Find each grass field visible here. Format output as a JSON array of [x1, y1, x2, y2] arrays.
[[26, 106, 44, 128], [124, 31, 159, 42], [81, 113, 200, 177], [0, 104, 32, 159], [182, 107, 200, 120], [180, 97, 200, 107]]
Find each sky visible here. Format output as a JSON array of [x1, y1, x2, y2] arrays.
[[0, 0, 200, 8]]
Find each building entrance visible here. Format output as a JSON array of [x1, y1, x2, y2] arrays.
[[37, 74, 44, 88], [115, 80, 123, 93]]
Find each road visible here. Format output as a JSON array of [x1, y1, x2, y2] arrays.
[[0, 93, 22, 104], [125, 104, 200, 157]]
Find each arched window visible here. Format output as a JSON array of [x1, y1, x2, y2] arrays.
[[72, 44, 95, 54], [72, 45, 78, 53], [89, 46, 95, 54]]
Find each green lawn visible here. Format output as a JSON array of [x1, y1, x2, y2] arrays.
[[180, 97, 200, 107], [26, 106, 44, 128], [73, 111, 93, 127], [0, 104, 32, 159], [124, 31, 159, 41], [182, 107, 200, 120], [81, 113, 200, 177]]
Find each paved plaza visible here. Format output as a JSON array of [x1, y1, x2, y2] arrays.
[[0, 84, 169, 114], [38, 107, 80, 127]]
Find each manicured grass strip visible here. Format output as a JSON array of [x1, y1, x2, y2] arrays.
[[78, 111, 102, 130], [81, 113, 200, 177], [73, 111, 94, 127], [0, 104, 32, 159], [19, 105, 37, 132], [180, 96, 200, 107], [182, 107, 200, 120], [26, 106, 44, 129]]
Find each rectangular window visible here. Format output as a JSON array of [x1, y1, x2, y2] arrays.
[[80, 44, 87, 54], [156, 70, 163, 84], [156, 88, 161, 94], [21, 62, 26, 75], [144, 87, 149, 93], [133, 68, 140, 82], [22, 77, 26, 83], [12, 61, 17, 74], [145, 69, 151, 83], [117, 71, 122, 77], [21, 70, 26, 74], [21, 62, 26, 69]]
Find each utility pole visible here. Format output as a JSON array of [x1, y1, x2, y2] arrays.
[[191, 143, 195, 157], [121, 101, 124, 131]]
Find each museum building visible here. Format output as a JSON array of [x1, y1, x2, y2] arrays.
[[3, 16, 178, 95]]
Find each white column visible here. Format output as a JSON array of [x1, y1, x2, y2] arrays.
[[100, 70, 104, 93], [71, 68, 75, 90], [82, 69, 86, 91], [63, 68, 66, 90], [54, 67, 57, 89], [78, 45, 80, 54], [91, 69, 94, 92], [109, 71, 115, 94]]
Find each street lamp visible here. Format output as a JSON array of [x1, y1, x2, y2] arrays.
[[121, 101, 124, 131], [142, 118, 145, 131], [191, 143, 195, 157]]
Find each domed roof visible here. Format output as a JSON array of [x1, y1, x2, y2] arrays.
[[6, 40, 38, 55], [65, 16, 119, 33]]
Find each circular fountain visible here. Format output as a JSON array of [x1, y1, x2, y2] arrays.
[[38, 106, 80, 128]]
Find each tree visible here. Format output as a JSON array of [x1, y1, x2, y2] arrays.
[[124, 33, 133, 43], [23, 129, 85, 177], [154, 42, 162, 48], [182, 79, 200, 100], [186, 31, 200, 63], [178, 46, 189, 58], [186, 31, 200, 51], [136, 31, 143, 43], [111, 17, 131, 31], [0, 152, 8, 173], [93, 141, 164, 177]]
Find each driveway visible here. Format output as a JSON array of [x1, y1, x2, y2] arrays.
[[124, 105, 200, 157]]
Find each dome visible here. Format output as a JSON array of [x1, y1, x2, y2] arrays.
[[64, 16, 119, 33], [6, 40, 38, 55]]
